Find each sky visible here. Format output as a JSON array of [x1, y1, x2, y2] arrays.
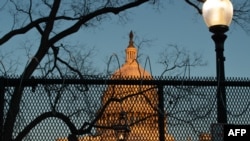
[[1, 1, 250, 78], [0, 1, 250, 140]]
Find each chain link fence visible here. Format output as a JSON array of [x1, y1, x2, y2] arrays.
[[1, 76, 250, 141]]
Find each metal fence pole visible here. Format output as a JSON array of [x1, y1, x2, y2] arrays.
[[0, 77, 5, 141], [158, 84, 165, 141]]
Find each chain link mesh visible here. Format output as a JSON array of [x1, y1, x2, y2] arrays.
[[1, 76, 250, 141]]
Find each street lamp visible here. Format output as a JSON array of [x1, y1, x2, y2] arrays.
[[202, 0, 233, 123], [113, 111, 130, 141]]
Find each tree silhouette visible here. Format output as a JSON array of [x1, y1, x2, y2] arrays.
[[0, 0, 249, 140]]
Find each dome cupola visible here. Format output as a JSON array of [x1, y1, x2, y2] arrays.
[[125, 31, 137, 64]]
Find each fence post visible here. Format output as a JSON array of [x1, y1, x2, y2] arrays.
[[158, 84, 165, 141], [0, 77, 5, 141]]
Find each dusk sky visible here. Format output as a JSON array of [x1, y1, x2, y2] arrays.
[[1, 1, 250, 141], [1, 1, 250, 77]]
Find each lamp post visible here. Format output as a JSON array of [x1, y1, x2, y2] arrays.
[[113, 111, 130, 141], [202, 0, 233, 123]]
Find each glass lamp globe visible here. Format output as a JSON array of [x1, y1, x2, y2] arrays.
[[202, 0, 233, 28]]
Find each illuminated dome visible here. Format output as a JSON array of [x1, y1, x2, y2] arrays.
[[94, 31, 171, 141]]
